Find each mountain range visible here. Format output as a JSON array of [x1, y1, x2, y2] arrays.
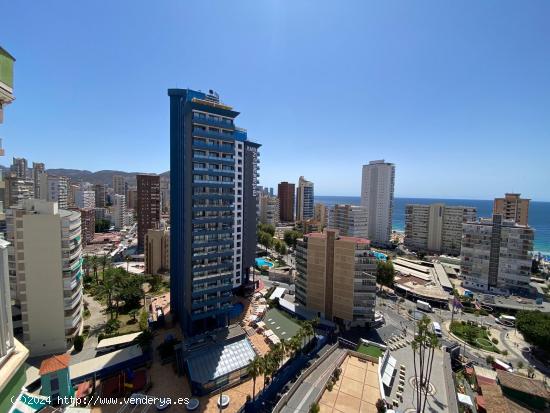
[[0, 166, 169, 187]]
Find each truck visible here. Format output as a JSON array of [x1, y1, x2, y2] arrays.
[[416, 300, 432, 312]]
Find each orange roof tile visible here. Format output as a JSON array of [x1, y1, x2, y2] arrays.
[[39, 354, 70, 375]]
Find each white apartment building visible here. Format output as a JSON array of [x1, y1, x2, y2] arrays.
[[75, 190, 96, 209], [40, 174, 69, 209], [6, 199, 83, 356], [112, 174, 126, 196], [405, 203, 477, 256], [296, 176, 314, 221], [259, 194, 280, 226], [112, 194, 128, 230], [460, 214, 534, 296], [328, 204, 368, 238], [361, 160, 395, 246]]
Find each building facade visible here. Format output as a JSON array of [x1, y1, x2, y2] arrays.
[[145, 228, 170, 275], [32, 162, 45, 199], [7, 200, 83, 356], [361, 160, 395, 246], [75, 190, 95, 209], [314, 203, 329, 229], [94, 184, 106, 208], [460, 215, 534, 295], [405, 203, 477, 256], [259, 194, 279, 227], [160, 175, 170, 214], [112, 194, 128, 230], [493, 193, 530, 226], [168, 88, 260, 335], [137, 174, 161, 251], [45, 175, 69, 209], [328, 204, 368, 238], [277, 181, 295, 222], [10, 157, 27, 179], [3, 176, 34, 208], [112, 174, 126, 196], [296, 176, 314, 222], [295, 230, 377, 328], [79, 208, 95, 246]]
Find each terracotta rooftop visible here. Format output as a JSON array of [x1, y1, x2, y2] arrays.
[[39, 354, 70, 375], [497, 370, 550, 399], [478, 381, 531, 413]]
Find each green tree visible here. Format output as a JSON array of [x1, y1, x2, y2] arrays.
[[411, 316, 440, 413], [258, 223, 276, 237], [283, 230, 303, 249], [516, 310, 550, 349], [135, 329, 154, 352], [73, 335, 84, 352], [95, 218, 110, 232], [376, 260, 395, 287]]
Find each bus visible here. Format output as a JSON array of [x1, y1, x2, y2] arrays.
[[496, 315, 516, 326], [432, 322, 442, 337], [416, 300, 433, 312]]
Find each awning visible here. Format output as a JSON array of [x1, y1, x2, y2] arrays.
[[256, 321, 266, 329], [381, 356, 397, 387]]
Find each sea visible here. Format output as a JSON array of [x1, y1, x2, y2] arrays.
[[315, 196, 550, 257]]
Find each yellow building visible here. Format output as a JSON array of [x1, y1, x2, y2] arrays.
[[145, 228, 170, 275]]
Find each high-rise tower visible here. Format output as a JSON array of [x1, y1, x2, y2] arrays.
[[168, 88, 260, 335]]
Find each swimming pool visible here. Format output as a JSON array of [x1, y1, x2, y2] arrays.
[[229, 302, 244, 319], [372, 251, 387, 261], [255, 257, 274, 268]]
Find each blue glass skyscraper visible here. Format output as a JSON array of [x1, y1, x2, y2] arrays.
[[168, 89, 260, 335]]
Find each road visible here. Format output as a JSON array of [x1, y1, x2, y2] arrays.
[[280, 347, 346, 413]]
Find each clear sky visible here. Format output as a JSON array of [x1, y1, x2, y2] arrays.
[[1, 1, 549, 200]]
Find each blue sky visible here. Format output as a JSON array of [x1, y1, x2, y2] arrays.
[[1, 1, 549, 200]]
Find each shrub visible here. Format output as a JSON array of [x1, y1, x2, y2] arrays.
[[326, 382, 333, 391], [486, 355, 495, 365], [105, 318, 120, 334], [502, 350, 508, 356], [73, 335, 84, 352], [491, 338, 498, 345]]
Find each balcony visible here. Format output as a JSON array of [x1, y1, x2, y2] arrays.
[[192, 281, 233, 296], [192, 141, 234, 153], [193, 128, 234, 141], [192, 261, 234, 274], [192, 167, 235, 177], [192, 153, 234, 164], [193, 115, 235, 130]]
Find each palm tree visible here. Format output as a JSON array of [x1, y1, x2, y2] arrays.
[[100, 254, 110, 279], [247, 356, 262, 400], [91, 255, 99, 284], [301, 321, 314, 345], [83, 255, 90, 278]]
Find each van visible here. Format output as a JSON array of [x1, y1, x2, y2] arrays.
[[432, 321, 442, 337]]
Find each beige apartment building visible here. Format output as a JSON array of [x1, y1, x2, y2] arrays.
[[145, 228, 170, 275], [259, 194, 279, 227], [328, 204, 368, 238], [7, 199, 83, 356], [295, 229, 377, 328], [314, 203, 328, 229], [493, 193, 530, 226], [461, 214, 534, 295], [405, 203, 477, 256]]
